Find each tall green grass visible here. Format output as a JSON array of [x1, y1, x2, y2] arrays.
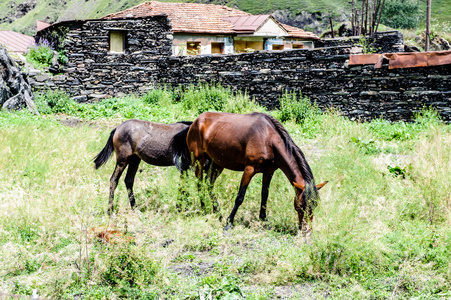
[[1, 88, 451, 299]]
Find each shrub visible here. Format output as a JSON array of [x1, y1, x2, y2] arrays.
[[181, 83, 232, 113], [98, 244, 160, 292], [380, 0, 421, 29], [142, 87, 174, 106], [278, 91, 320, 124], [34, 90, 78, 114], [27, 38, 54, 69]]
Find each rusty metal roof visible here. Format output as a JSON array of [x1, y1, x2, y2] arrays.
[[349, 51, 451, 69], [223, 15, 271, 32], [349, 54, 382, 65], [0, 31, 34, 53]]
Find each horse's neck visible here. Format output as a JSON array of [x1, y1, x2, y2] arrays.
[[276, 145, 306, 186]]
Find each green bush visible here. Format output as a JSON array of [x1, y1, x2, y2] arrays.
[[26, 39, 54, 69], [34, 90, 78, 114], [142, 87, 174, 106], [181, 83, 232, 113], [380, 0, 421, 29], [278, 91, 320, 124], [99, 244, 160, 291]]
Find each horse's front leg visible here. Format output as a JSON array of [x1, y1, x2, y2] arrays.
[[225, 166, 256, 230], [259, 172, 274, 221]]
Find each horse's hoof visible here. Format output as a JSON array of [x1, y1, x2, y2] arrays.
[[224, 223, 232, 231], [299, 227, 312, 237]]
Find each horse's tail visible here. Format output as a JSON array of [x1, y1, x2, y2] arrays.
[[171, 123, 193, 172], [93, 128, 116, 169]]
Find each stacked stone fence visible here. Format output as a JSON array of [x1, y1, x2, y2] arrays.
[[315, 31, 405, 53], [28, 26, 451, 122]]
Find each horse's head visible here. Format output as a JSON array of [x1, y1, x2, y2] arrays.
[[293, 181, 327, 232]]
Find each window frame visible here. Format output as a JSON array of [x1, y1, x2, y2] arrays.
[[186, 41, 201, 55], [109, 31, 127, 54]]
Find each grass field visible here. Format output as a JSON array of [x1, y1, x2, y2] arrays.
[[1, 87, 450, 299]]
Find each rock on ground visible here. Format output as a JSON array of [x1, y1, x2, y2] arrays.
[[0, 46, 37, 114]]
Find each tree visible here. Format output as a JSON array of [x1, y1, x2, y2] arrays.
[[380, 0, 422, 29]]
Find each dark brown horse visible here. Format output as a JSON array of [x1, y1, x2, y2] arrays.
[[185, 112, 326, 231], [94, 119, 192, 214]]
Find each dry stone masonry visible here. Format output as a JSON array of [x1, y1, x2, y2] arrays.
[[30, 20, 451, 122]]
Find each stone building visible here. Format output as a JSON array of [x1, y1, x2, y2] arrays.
[[33, 14, 173, 99], [102, 1, 319, 56]]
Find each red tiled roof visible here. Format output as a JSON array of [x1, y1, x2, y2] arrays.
[[37, 20, 52, 31], [0, 31, 34, 53], [281, 24, 320, 40], [103, 1, 319, 39], [103, 1, 248, 34]]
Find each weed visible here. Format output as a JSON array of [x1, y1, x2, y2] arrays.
[[277, 91, 320, 124], [198, 275, 244, 299], [387, 165, 409, 179], [181, 83, 232, 113], [350, 136, 382, 155], [26, 38, 54, 69], [142, 87, 174, 106], [98, 244, 161, 294]]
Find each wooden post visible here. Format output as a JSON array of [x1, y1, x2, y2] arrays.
[[329, 18, 335, 38], [425, 0, 431, 51], [351, 0, 355, 36], [374, 0, 386, 34], [361, 0, 365, 35]]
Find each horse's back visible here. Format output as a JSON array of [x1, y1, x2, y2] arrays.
[[188, 112, 279, 171], [114, 119, 190, 166]]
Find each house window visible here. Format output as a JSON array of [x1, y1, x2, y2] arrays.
[[292, 43, 304, 49], [272, 44, 284, 50], [211, 42, 224, 54], [109, 31, 126, 53], [187, 41, 201, 55], [234, 40, 264, 53]]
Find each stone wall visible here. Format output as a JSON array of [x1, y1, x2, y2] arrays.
[[33, 16, 172, 101], [316, 31, 405, 53], [149, 47, 451, 122], [30, 24, 451, 122]]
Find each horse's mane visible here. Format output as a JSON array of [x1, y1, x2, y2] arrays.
[[252, 112, 315, 185], [176, 121, 193, 126]]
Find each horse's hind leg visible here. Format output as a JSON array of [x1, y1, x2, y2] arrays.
[[259, 172, 274, 221], [124, 156, 141, 210], [108, 162, 127, 215], [206, 162, 223, 214]]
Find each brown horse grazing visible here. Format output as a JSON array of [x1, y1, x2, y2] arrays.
[[93, 119, 192, 214], [185, 112, 326, 231]]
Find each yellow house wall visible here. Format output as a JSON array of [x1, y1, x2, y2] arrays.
[[172, 34, 234, 55]]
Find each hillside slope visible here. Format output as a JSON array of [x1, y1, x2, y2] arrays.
[[0, 0, 450, 36]]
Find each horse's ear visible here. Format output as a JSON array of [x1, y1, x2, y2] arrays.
[[293, 182, 305, 190], [316, 181, 328, 190]]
